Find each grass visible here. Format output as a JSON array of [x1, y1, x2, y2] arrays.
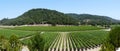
[[8, 26, 102, 32], [0, 28, 35, 38], [111, 25, 120, 28], [21, 32, 59, 47]]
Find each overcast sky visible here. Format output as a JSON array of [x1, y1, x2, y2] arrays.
[[0, 0, 120, 20]]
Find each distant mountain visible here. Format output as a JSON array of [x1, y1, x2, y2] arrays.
[[0, 9, 78, 26], [67, 13, 120, 25]]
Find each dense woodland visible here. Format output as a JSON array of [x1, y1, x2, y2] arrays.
[[0, 8, 120, 26], [0, 9, 78, 26], [100, 27, 120, 51]]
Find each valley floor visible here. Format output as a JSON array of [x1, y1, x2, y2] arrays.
[[20, 28, 111, 51], [21, 32, 105, 51]]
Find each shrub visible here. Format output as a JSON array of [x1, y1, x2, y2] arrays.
[[28, 32, 45, 51]]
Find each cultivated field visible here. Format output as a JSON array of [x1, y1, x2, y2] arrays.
[[8, 26, 102, 31], [43, 31, 108, 51], [0, 26, 109, 51], [0, 28, 35, 38]]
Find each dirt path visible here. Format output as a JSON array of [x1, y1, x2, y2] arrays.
[[21, 46, 29, 51], [68, 35, 74, 51], [59, 33, 64, 51], [63, 33, 66, 51], [102, 28, 111, 31], [116, 48, 120, 51], [62, 32, 70, 51], [19, 36, 33, 41], [66, 34, 70, 51], [55, 34, 61, 51], [51, 33, 61, 51], [21, 32, 44, 51], [19, 32, 44, 41], [85, 46, 101, 51]]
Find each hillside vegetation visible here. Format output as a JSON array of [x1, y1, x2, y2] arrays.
[[67, 13, 120, 25], [8, 26, 102, 31], [0, 8, 120, 26], [0, 29, 34, 38], [0, 9, 78, 26]]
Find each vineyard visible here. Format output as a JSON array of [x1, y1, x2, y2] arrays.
[[7, 26, 102, 31], [0, 26, 109, 51], [40, 31, 108, 51], [0, 29, 35, 38]]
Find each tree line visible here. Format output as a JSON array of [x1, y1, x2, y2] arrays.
[[100, 26, 120, 51], [67, 14, 120, 26]]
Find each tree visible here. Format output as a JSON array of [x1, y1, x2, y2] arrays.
[[28, 32, 45, 51], [0, 35, 10, 51], [100, 41, 115, 51], [100, 26, 120, 51], [109, 27, 120, 48], [9, 35, 22, 51]]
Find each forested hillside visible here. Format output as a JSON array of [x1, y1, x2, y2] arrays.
[[67, 13, 120, 25], [0, 9, 78, 26], [0, 8, 120, 26]]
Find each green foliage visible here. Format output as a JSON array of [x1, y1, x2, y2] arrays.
[[100, 26, 120, 51], [25, 31, 108, 51], [42, 32, 59, 51], [0, 35, 10, 51], [10, 26, 102, 31], [21, 32, 59, 51], [0, 35, 22, 51], [0, 29, 34, 38], [0, 9, 120, 26], [67, 14, 120, 25], [100, 42, 115, 51], [0, 8, 78, 25], [69, 31, 108, 48], [28, 32, 45, 51], [9, 35, 22, 51], [109, 26, 120, 48]]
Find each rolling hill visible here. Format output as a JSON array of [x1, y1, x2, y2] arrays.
[[0, 8, 120, 26], [0, 9, 78, 26], [67, 13, 120, 25]]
